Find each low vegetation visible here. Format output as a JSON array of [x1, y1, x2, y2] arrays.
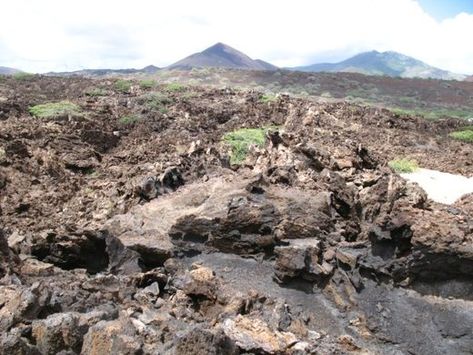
[[13, 72, 34, 81], [449, 129, 473, 143], [223, 127, 276, 164], [259, 93, 277, 103], [388, 158, 419, 173], [390, 107, 473, 120], [119, 114, 141, 125], [166, 83, 186, 92], [115, 79, 132, 93], [28, 101, 81, 119], [141, 92, 173, 113], [139, 79, 156, 89], [85, 87, 107, 97]]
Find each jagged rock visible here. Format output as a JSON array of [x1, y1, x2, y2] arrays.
[[174, 264, 217, 300], [335, 248, 359, 270], [133, 282, 160, 304], [174, 326, 238, 355], [19, 258, 57, 277], [30, 230, 109, 274], [274, 239, 333, 284], [0, 329, 41, 355], [80, 318, 142, 355], [32, 312, 87, 354], [0, 286, 44, 332], [0, 229, 20, 279], [221, 315, 298, 354], [104, 231, 142, 275], [135, 166, 184, 201], [107, 174, 335, 263]]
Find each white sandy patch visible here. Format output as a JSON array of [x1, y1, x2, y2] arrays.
[[401, 168, 473, 205]]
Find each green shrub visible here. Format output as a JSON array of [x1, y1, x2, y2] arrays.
[[141, 92, 173, 113], [259, 93, 277, 103], [115, 79, 132, 93], [388, 158, 419, 173], [85, 87, 107, 97], [119, 114, 141, 124], [13, 72, 34, 81], [29, 101, 81, 119], [223, 127, 273, 164], [449, 129, 473, 143], [165, 83, 186, 92], [139, 79, 156, 89]]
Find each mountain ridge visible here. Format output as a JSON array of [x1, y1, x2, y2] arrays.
[[47, 65, 160, 77], [291, 50, 465, 80], [0, 66, 22, 75]]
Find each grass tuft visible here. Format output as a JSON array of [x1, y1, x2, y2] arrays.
[[139, 79, 156, 89], [165, 83, 186, 92], [119, 114, 141, 125], [388, 158, 419, 173], [85, 87, 107, 97], [13, 72, 35, 81], [141, 92, 173, 113], [259, 93, 277, 103], [449, 129, 473, 143], [223, 127, 275, 164], [115, 79, 132, 93], [29, 101, 81, 119]]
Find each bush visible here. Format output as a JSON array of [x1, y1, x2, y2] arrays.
[[139, 79, 156, 89], [119, 114, 141, 125], [223, 127, 271, 164], [259, 93, 277, 103], [115, 79, 132, 93], [29, 101, 81, 119], [85, 87, 107, 97], [388, 158, 419, 173], [165, 83, 186, 92], [13, 72, 34, 81], [141, 93, 172, 113], [449, 129, 473, 143]]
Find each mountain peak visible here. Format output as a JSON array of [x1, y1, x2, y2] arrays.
[[205, 42, 230, 51], [168, 43, 277, 71]]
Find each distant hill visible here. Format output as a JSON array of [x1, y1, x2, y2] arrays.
[[168, 42, 277, 71], [0, 66, 22, 75], [465, 76, 473, 82], [48, 65, 160, 77], [292, 51, 465, 80]]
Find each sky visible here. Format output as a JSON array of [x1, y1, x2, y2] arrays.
[[0, 0, 472, 74]]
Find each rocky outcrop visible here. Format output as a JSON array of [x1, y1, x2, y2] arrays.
[[106, 174, 336, 264]]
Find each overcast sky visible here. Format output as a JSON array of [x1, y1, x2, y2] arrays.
[[0, 0, 472, 74]]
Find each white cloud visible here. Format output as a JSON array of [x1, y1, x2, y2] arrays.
[[0, 0, 472, 74]]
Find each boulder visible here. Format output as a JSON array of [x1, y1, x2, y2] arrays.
[[106, 174, 335, 265], [221, 315, 298, 354], [80, 318, 142, 355], [174, 326, 238, 355], [32, 313, 87, 355]]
